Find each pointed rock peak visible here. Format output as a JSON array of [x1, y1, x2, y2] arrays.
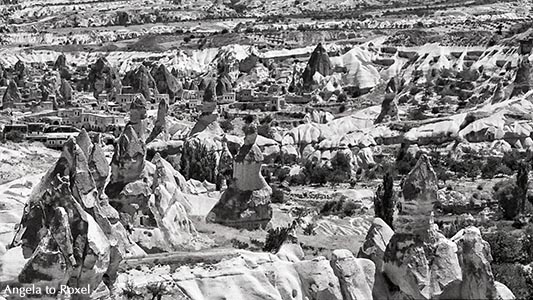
[[61, 137, 78, 161], [76, 128, 93, 158], [158, 95, 169, 109], [72, 142, 97, 197], [130, 94, 147, 110], [14, 60, 25, 70], [89, 141, 109, 186], [152, 152, 162, 163], [137, 64, 150, 73], [7, 79, 19, 90], [313, 43, 327, 54], [157, 64, 170, 75], [412, 153, 435, 172], [117, 125, 145, 158], [54, 54, 67, 70]]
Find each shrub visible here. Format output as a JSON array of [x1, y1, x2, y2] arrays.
[[179, 141, 218, 183], [263, 225, 297, 253], [395, 144, 417, 175], [258, 123, 274, 139], [328, 152, 352, 183], [303, 222, 317, 236], [220, 119, 234, 133], [271, 186, 285, 204], [493, 179, 520, 220], [4, 130, 24, 142], [303, 161, 330, 185], [320, 198, 359, 218], [491, 263, 533, 300], [484, 230, 531, 264], [288, 173, 307, 186], [230, 238, 249, 249], [122, 280, 142, 299], [146, 282, 168, 299]]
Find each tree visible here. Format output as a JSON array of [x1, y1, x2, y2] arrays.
[[374, 172, 396, 229], [328, 152, 352, 183], [517, 162, 529, 214], [303, 161, 329, 185], [179, 141, 218, 183], [220, 119, 234, 133], [494, 179, 520, 220]]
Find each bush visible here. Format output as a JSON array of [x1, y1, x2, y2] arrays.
[[220, 119, 234, 133], [230, 238, 249, 249], [303, 222, 317, 236], [395, 145, 417, 175], [491, 263, 533, 300], [320, 198, 359, 218], [4, 130, 24, 142], [303, 161, 330, 185], [328, 152, 352, 183], [484, 230, 532, 264], [180, 141, 218, 183], [271, 186, 285, 204], [288, 173, 306, 186], [263, 225, 297, 253], [493, 179, 520, 220]]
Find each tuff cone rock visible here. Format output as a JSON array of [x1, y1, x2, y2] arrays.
[[87, 57, 122, 100], [207, 122, 272, 229], [357, 218, 395, 300], [397, 154, 438, 236], [105, 125, 146, 199], [151, 64, 182, 104], [106, 124, 201, 251], [146, 96, 168, 144], [2, 80, 22, 109], [129, 93, 148, 140], [122, 64, 157, 101], [10, 133, 136, 298], [302, 43, 331, 90], [359, 215, 514, 300], [375, 77, 402, 124]]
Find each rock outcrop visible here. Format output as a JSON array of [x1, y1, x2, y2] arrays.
[[302, 43, 331, 90], [104, 123, 201, 251], [510, 57, 532, 97], [128, 94, 148, 140], [359, 215, 514, 300], [357, 218, 395, 300], [9, 132, 139, 298], [54, 53, 67, 70], [383, 221, 462, 299], [207, 122, 272, 229], [375, 77, 402, 124], [58, 78, 73, 104], [87, 57, 122, 100], [451, 226, 499, 299], [118, 246, 362, 300], [146, 96, 168, 144], [397, 154, 438, 236], [2, 80, 21, 109], [105, 125, 146, 199], [123, 64, 157, 101], [13, 60, 28, 87], [151, 64, 182, 103], [331, 249, 375, 300]]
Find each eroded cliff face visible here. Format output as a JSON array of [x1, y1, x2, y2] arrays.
[[117, 246, 375, 300]]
